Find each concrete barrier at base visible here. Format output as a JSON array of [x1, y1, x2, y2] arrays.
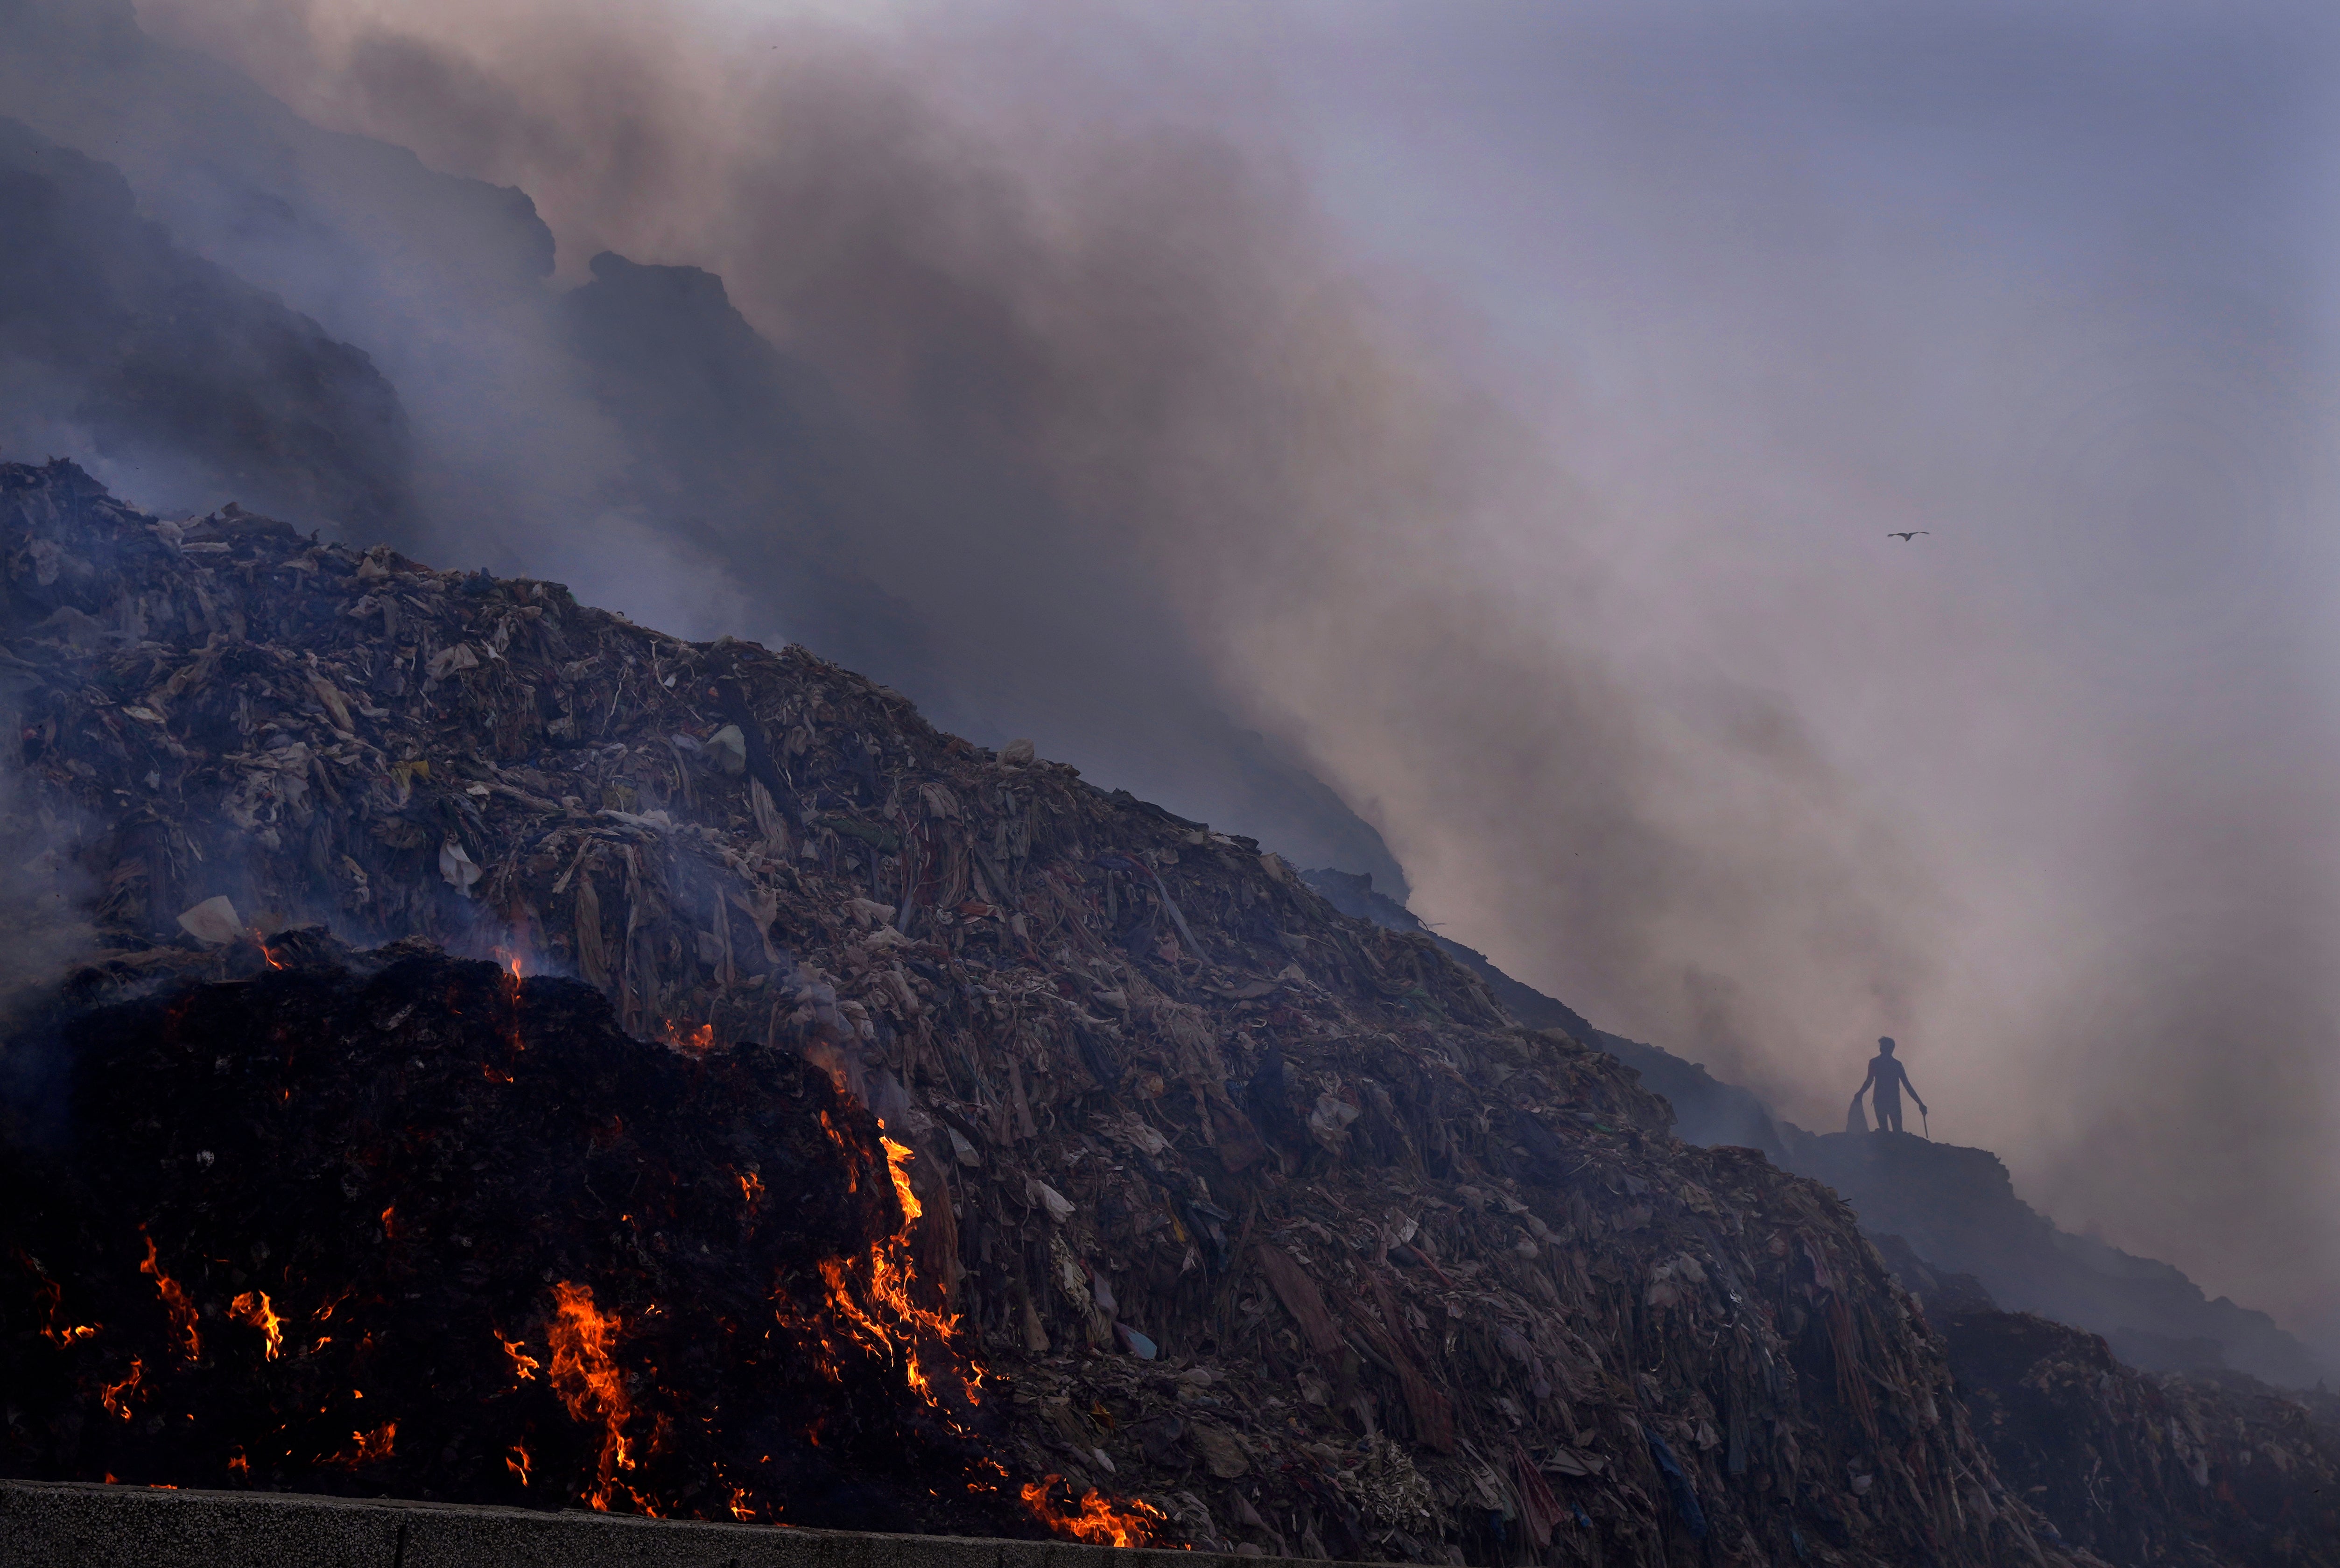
[[0, 1479, 1255, 1568]]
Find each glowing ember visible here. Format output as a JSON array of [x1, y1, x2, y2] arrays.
[[1018, 1477, 1165, 1547], [253, 931, 286, 970], [506, 1443, 532, 1486], [137, 1230, 200, 1361], [545, 1280, 644, 1511], [227, 1448, 249, 1477], [728, 1486, 753, 1520], [100, 1357, 143, 1421], [228, 1290, 283, 1358], [737, 1168, 765, 1209], [495, 1329, 541, 1382]]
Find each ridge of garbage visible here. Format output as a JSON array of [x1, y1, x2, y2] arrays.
[[0, 457, 2123, 1563], [1306, 874, 2340, 1563], [1305, 870, 2335, 1392]]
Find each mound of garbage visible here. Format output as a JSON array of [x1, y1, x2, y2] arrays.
[[1947, 1310, 2340, 1568], [0, 458, 2105, 1565], [1876, 1240, 2340, 1567]]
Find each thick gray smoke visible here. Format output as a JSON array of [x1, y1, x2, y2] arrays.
[[2, 0, 2334, 1361]]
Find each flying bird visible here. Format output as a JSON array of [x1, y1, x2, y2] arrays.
[[1887, 531, 1929, 541]]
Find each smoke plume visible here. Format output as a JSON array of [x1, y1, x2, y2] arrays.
[[2, 0, 2333, 1360]]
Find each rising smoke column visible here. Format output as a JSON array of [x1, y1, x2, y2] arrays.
[[54, 0, 2340, 1363]]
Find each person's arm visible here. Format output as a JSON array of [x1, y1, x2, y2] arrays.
[[1855, 1062, 1877, 1097], [1901, 1068, 1925, 1114]]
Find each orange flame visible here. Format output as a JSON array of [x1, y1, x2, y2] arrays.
[[737, 1169, 766, 1209], [253, 930, 286, 970], [227, 1448, 249, 1478], [495, 1329, 541, 1382], [506, 1443, 532, 1487], [101, 1357, 143, 1421], [229, 1291, 283, 1358], [800, 1133, 982, 1410], [661, 1019, 715, 1054], [817, 1111, 861, 1192], [137, 1230, 200, 1361], [380, 1204, 396, 1239], [729, 1486, 754, 1520], [545, 1280, 642, 1511], [882, 1136, 921, 1225], [1019, 1477, 1165, 1547], [492, 948, 527, 1066], [19, 1252, 99, 1348], [323, 1423, 396, 1469]]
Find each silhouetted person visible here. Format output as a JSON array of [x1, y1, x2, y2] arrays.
[[1855, 1036, 1927, 1135]]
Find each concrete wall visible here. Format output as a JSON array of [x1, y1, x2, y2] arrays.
[[0, 1479, 1256, 1568]]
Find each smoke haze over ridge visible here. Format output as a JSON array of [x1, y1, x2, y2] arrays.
[[4, 0, 2336, 1364]]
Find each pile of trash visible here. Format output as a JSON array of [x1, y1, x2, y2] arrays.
[[0, 459, 2096, 1565], [0, 937, 1037, 1536], [1881, 1238, 2340, 1565], [1934, 1311, 2339, 1567]]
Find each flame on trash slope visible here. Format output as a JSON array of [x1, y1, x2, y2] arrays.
[[662, 1020, 716, 1054], [545, 1280, 659, 1512], [322, 1422, 397, 1469], [100, 1356, 143, 1421], [1019, 1476, 1166, 1547], [137, 1230, 200, 1361], [19, 1251, 100, 1347], [496, 1328, 541, 1381], [810, 1133, 984, 1411], [228, 1291, 284, 1358]]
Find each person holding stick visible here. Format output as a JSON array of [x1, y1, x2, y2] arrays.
[[1854, 1037, 1927, 1136]]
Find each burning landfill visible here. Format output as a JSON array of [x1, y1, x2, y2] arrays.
[[0, 456, 2333, 1566]]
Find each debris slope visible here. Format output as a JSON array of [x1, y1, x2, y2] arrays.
[[1882, 1242, 2340, 1568], [0, 459, 2094, 1566]]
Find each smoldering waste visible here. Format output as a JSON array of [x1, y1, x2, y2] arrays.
[[0, 457, 2093, 1565], [2, 937, 1019, 1534]]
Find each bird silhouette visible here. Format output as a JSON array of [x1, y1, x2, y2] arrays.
[[1887, 531, 1929, 541]]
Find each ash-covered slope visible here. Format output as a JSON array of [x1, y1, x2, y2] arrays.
[[0, 459, 2091, 1566]]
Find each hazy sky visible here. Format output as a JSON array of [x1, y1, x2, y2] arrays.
[[130, 0, 2340, 1357]]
